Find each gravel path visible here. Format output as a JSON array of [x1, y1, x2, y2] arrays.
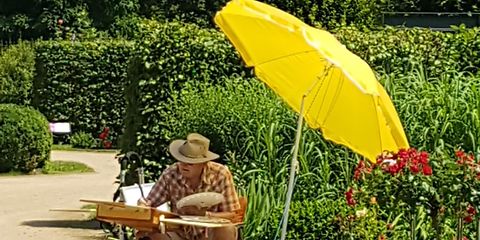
[[0, 151, 119, 240]]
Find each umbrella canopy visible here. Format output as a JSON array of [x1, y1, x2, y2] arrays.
[[214, 0, 409, 162]]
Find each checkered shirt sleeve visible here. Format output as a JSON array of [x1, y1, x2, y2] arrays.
[[218, 168, 240, 212], [146, 168, 172, 208]]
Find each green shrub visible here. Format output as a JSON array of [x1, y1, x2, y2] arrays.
[[141, 0, 383, 29], [258, 198, 387, 240], [0, 104, 52, 173], [121, 20, 250, 172], [32, 40, 134, 146], [0, 41, 35, 105], [334, 26, 480, 76], [382, 0, 479, 12], [70, 131, 96, 149]]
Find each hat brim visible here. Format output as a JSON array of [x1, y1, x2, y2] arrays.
[[169, 140, 220, 164]]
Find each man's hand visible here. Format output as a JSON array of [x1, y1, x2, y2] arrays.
[[137, 198, 150, 207], [178, 206, 207, 216]]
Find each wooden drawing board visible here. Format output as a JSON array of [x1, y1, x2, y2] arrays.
[[81, 199, 235, 229]]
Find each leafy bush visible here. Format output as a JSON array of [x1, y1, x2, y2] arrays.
[[350, 148, 480, 239], [382, 0, 479, 12], [262, 0, 383, 29], [70, 131, 96, 149], [258, 198, 386, 240], [32, 40, 134, 146], [334, 26, 480, 76], [0, 41, 35, 105], [121, 20, 250, 173], [0, 104, 52, 173], [141, 0, 383, 29]]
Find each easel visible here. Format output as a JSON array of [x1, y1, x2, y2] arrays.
[[80, 199, 236, 235]]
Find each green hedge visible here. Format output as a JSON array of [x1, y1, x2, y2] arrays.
[[32, 40, 134, 146], [121, 21, 250, 179], [255, 199, 387, 240], [142, 0, 383, 29], [383, 0, 479, 12], [334, 26, 480, 76], [0, 41, 35, 105], [0, 104, 52, 173]]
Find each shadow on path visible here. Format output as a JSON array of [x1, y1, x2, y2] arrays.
[[21, 219, 100, 230]]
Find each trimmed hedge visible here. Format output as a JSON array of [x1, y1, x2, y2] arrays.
[[334, 26, 480, 76], [142, 0, 383, 29], [32, 40, 134, 145], [0, 41, 35, 105], [122, 21, 251, 180], [0, 104, 52, 173]]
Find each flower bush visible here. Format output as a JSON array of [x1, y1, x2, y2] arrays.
[[98, 126, 112, 149], [347, 148, 480, 239]]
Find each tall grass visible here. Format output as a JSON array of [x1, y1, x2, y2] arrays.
[[381, 66, 480, 154], [238, 178, 287, 240]]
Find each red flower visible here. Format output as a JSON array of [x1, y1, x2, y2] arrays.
[[345, 188, 356, 206], [408, 148, 418, 158], [467, 205, 477, 215], [99, 132, 107, 140], [354, 169, 361, 181], [464, 215, 473, 223], [103, 141, 112, 149], [456, 150, 465, 158], [422, 165, 432, 175], [378, 235, 386, 240], [419, 151, 429, 164], [103, 127, 110, 133], [354, 160, 366, 181], [410, 164, 420, 174], [463, 237, 469, 240], [398, 149, 409, 161]]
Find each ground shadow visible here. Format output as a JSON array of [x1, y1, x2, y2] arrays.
[[21, 219, 100, 230]]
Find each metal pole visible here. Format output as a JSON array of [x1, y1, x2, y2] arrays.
[[280, 96, 306, 240]]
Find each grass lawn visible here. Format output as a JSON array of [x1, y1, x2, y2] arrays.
[[52, 144, 118, 153], [42, 160, 94, 174], [0, 160, 94, 176]]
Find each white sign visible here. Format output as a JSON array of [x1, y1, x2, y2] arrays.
[[49, 122, 72, 134]]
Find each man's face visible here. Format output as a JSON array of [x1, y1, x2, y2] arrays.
[[178, 162, 205, 179]]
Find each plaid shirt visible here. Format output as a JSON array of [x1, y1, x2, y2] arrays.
[[146, 161, 240, 239]]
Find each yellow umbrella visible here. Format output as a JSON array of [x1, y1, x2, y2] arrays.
[[214, 0, 409, 238]]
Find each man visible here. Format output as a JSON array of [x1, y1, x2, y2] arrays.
[[136, 133, 241, 240]]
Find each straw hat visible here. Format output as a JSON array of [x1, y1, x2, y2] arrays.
[[169, 133, 219, 164]]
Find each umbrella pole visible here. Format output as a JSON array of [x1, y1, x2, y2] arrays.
[[280, 96, 305, 240]]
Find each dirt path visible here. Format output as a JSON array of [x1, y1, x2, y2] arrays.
[[0, 151, 119, 240]]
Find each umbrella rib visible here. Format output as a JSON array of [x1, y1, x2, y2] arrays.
[[318, 71, 345, 127], [256, 49, 324, 67], [305, 64, 333, 124]]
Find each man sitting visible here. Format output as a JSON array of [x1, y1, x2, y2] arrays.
[[137, 133, 240, 240]]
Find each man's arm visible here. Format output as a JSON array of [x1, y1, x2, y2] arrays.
[[138, 172, 170, 207], [210, 168, 241, 220]]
